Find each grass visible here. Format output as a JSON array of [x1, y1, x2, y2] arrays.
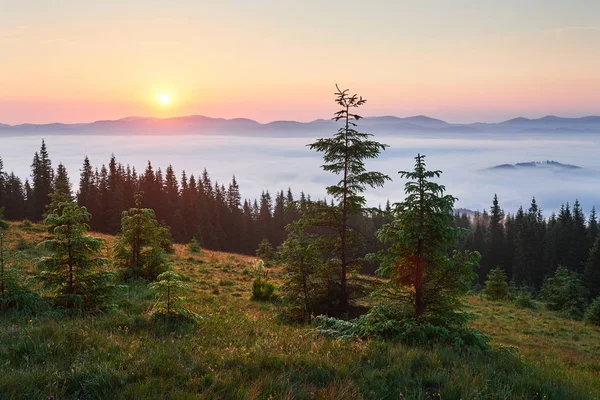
[[0, 221, 599, 399]]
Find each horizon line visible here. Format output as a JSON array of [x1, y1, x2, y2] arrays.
[[3, 113, 600, 128]]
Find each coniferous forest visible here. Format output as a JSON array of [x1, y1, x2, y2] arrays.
[[2, 140, 600, 296]]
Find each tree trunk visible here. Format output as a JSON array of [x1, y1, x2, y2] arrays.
[[339, 104, 350, 312], [167, 285, 171, 314], [415, 255, 425, 317], [302, 269, 311, 323], [68, 243, 74, 294]]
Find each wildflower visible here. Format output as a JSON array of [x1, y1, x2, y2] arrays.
[[29, 319, 33, 323]]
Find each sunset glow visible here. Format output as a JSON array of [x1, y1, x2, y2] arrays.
[[159, 94, 171, 105], [1, 1, 599, 124]]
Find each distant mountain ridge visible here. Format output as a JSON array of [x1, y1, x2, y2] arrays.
[[1, 114, 600, 136], [487, 160, 583, 171]]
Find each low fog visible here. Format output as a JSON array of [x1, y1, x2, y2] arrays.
[[2, 131, 600, 216]]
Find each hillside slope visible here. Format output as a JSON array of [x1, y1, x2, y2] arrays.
[[0, 222, 598, 399]]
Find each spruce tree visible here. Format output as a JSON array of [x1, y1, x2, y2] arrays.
[[513, 198, 546, 286], [278, 221, 325, 322], [4, 174, 26, 220], [371, 154, 479, 319], [584, 238, 600, 300], [30, 140, 54, 220], [540, 266, 587, 318], [488, 194, 505, 274], [36, 202, 113, 310], [148, 271, 193, 317], [588, 207, 598, 247], [483, 267, 509, 300], [308, 85, 390, 311], [46, 163, 72, 216], [113, 193, 170, 280], [77, 156, 93, 207], [571, 199, 588, 273]]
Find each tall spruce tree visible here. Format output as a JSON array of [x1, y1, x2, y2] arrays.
[[584, 238, 600, 300], [370, 154, 479, 318], [46, 163, 72, 216], [488, 194, 505, 273], [513, 198, 546, 286], [30, 140, 54, 220], [308, 85, 390, 311], [571, 200, 588, 273], [77, 156, 93, 207], [588, 207, 599, 247]]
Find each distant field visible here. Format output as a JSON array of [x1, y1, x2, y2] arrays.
[[0, 222, 598, 399]]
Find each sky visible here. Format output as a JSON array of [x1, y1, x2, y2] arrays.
[[1, 0, 600, 124]]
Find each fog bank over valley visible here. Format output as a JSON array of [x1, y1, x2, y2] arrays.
[[2, 122, 600, 215]]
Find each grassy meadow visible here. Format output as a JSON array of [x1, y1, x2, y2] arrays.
[[0, 221, 599, 399]]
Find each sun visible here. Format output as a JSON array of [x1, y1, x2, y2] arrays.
[[158, 93, 170, 105]]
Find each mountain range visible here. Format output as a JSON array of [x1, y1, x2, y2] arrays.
[[1, 115, 600, 136], [487, 160, 583, 171]]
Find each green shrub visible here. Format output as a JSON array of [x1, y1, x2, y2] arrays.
[[219, 279, 235, 287], [584, 296, 600, 326], [20, 219, 33, 229], [251, 260, 276, 301], [483, 267, 509, 300], [540, 266, 587, 319], [148, 271, 195, 319], [255, 239, 274, 263], [187, 237, 201, 254], [15, 238, 32, 251], [513, 289, 535, 309], [315, 304, 490, 351]]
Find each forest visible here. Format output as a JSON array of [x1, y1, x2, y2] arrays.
[[0, 87, 599, 399], [2, 139, 600, 297]]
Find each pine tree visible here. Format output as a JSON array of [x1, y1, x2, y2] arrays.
[[308, 85, 390, 311], [571, 200, 588, 273], [256, 238, 274, 262], [584, 238, 600, 300], [472, 216, 488, 283], [257, 190, 273, 244], [36, 202, 113, 310], [278, 221, 325, 322], [513, 198, 547, 286], [148, 271, 193, 317], [483, 267, 509, 300], [371, 154, 479, 318], [4, 174, 26, 220], [30, 140, 54, 220], [588, 207, 598, 246], [488, 194, 505, 274], [77, 156, 93, 207], [540, 266, 587, 318], [113, 193, 170, 280], [46, 163, 72, 216]]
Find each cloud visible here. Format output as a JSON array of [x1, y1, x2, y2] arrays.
[[543, 26, 600, 35], [0, 25, 29, 39]]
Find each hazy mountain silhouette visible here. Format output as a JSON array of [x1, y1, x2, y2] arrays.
[[486, 160, 583, 171], [1, 114, 600, 137]]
